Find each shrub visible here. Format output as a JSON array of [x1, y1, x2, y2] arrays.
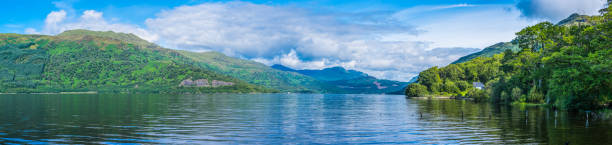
[[430, 82, 443, 93], [443, 81, 460, 93], [405, 83, 428, 97], [527, 87, 545, 103], [511, 87, 522, 102], [466, 88, 488, 102], [501, 91, 510, 103], [456, 80, 471, 91]]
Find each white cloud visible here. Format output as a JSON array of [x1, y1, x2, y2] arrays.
[[42, 10, 67, 34], [516, 0, 606, 22], [27, 10, 158, 42], [143, 2, 482, 81], [26, 2, 542, 81]]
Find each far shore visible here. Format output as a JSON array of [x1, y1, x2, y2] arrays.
[[409, 96, 453, 99], [0, 91, 98, 95]]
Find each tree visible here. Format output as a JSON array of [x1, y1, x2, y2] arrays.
[[527, 86, 544, 103], [418, 67, 442, 87], [443, 80, 460, 94], [466, 88, 488, 102], [511, 87, 522, 102], [456, 80, 471, 91], [406, 83, 428, 97]]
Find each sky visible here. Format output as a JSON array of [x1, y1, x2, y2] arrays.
[[0, 0, 607, 81]]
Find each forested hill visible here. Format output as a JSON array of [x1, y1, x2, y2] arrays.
[[450, 13, 592, 64], [176, 51, 329, 93], [451, 42, 519, 64], [0, 30, 272, 93], [406, 6, 612, 109]]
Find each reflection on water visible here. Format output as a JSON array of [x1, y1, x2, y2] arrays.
[[0, 94, 610, 144]]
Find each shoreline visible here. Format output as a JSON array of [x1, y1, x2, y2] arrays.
[[0, 91, 98, 95], [409, 96, 454, 99]]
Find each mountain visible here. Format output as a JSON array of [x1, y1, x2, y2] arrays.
[[451, 42, 520, 64], [271, 64, 408, 94], [271, 64, 368, 81], [451, 13, 595, 64], [407, 11, 612, 109], [0, 30, 271, 93], [270, 64, 296, 72], [557, 13, 596, 26]]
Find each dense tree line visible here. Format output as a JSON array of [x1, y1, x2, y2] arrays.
[[407, 4, 612, 109]]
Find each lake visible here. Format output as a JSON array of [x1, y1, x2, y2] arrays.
[[1, 94, 611, 144]]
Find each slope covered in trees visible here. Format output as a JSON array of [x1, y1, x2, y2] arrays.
[[407, 5, 612, 109], [176, 51, 328, 93], [0, 30, 271, 93], [451, 42, 520, 64], [451, 13, 593, 65]]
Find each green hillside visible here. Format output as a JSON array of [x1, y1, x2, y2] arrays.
[[451, 42, 520, 64], [0, 30, 271, 93], [557, 13, 598, 26], [451, 13, 596, 64], [407, 9, 612, 109], [176, 51, 329, 93]]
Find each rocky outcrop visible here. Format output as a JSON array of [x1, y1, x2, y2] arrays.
[[373, 81, 387, 89], [211, 80, 234, 87], [179, 78, 233, 87]]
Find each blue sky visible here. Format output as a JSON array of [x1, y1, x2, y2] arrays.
[[1, 0, 519, 32], [1, 0, 606, 81]]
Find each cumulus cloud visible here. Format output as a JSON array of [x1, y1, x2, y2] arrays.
[[145, 2, 417, 59], [26, 2, 525, 81], [26, 10, 158, 41], [516, 0, 606, 21], [42, 10, 67, 34], [143, 2, 481, 81]]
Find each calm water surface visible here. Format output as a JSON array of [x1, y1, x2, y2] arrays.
[[0, 94, 611, 144]]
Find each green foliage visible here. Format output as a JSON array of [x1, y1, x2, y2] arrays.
[[452, 42, 520, 64], [443, 80, 460, 94], [456, 80, 471, 91], [418, 67, 442, 87], [500, 91, 510, 103], [511, 87, 522, 102], [466, 88, 488, 102], [406, 83, 428, 97], [0, 30, 272, 93], [408, 9, 612, 109], [177, 51, 327, 93], [527, 87, 545, 103], [430, 82, 443, 93]]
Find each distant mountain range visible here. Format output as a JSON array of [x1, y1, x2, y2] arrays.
[[0, 29, 407, 94], [271, 65, 368, 81], [271, 64, 408, 94]]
